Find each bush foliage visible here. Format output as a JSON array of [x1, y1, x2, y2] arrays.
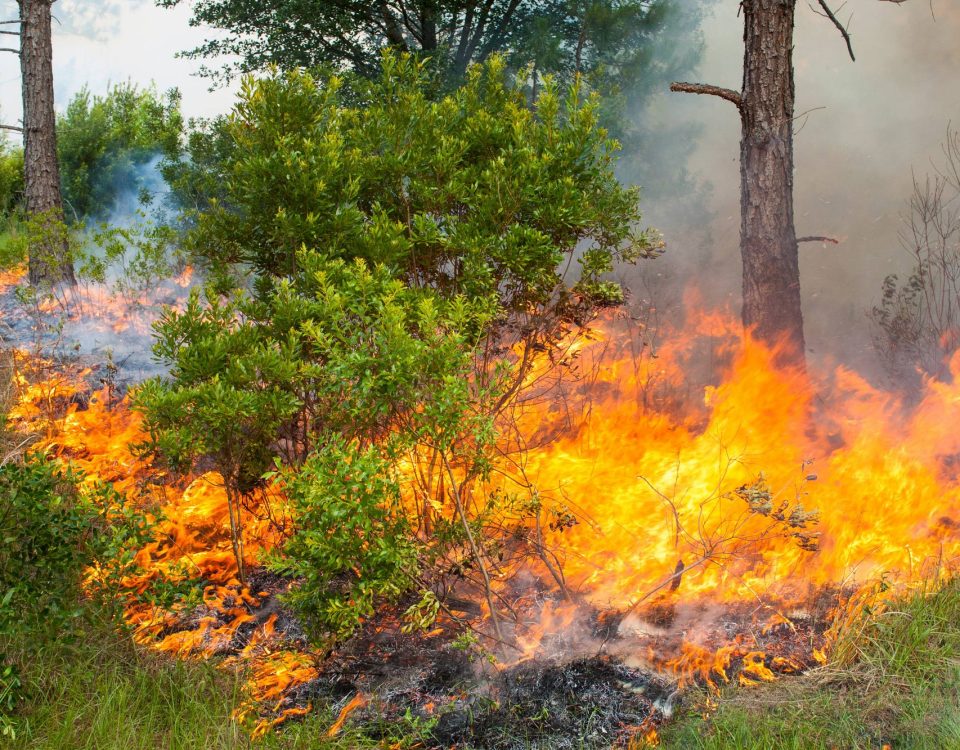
[[136, 53, 657, 641]]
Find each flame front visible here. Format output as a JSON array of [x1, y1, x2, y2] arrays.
[[7, 296, 960, 734]]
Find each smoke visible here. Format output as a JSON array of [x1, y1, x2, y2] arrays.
[[619, 0, 959, 376], [101, 152, 173, 228], [0, 152, 190, 383]]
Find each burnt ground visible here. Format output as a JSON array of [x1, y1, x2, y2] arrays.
[[205, 569, 839, 749]]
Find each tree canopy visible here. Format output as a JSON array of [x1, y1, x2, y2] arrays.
[[157, 0, 685, 98]]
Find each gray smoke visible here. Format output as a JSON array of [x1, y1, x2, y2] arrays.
[[621, 0, 958, 376]]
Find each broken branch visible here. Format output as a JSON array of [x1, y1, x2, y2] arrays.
[[670, 81, 742, 109], [797, 235, 840, 244]]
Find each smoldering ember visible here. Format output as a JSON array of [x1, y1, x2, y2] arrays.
[[0, 2, 959, 749]]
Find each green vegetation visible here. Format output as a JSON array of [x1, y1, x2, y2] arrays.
[[662, 579, 960, 750], [135, 52, 656, 644], [2, 610, 403, 750]]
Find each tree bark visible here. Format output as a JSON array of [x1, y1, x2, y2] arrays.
[[20, 0, 74, 287], [739, 0, 804, 363]]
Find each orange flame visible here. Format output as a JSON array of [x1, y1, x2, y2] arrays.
[[7, 294, 960, 731]]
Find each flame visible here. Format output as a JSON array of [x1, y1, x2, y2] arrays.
[[486, 307, 960, 679], [6, 288, 960, 731], [0, 265, 26, 293], [326, 692, 368, 737]]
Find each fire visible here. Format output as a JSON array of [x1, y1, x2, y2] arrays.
[[493, 310, 960, 675], [6, 287, 960, 733], [326, 692, 368, 737]]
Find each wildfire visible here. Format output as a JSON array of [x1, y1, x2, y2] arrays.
[[5, 289, 960, 737]]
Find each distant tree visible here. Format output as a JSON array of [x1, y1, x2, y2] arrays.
[[0, 141, 24, 218], [12, 0, 75, 286], [873, 126, 960, 386], [671, 0, 908, 366], [56, 83, 183, 220]]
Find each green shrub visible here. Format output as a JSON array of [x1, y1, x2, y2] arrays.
[[0, 459, 93, 633], [0, 456, 152, 738], [270, 440, 420, 640], [138, 53, 656, 643]]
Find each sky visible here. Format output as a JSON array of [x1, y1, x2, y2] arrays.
[[0, 0, 956, 370], [0, 0, 237, 126]]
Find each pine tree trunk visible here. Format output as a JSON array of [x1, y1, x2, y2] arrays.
[[20, 0, 74, 287], [739, 0, 803, 362]]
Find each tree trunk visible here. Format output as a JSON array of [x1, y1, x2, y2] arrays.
[[739, 0, 803, 362], [20, 0, 75, 288]]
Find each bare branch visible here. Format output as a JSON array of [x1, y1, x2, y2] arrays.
[[0, 124, 23, 133], [0, 30, 19, 36], [0, 47, 19, 54], [812, 0, 856, 60], [670, 81, 742, 109], [797, 235, 840, 244]]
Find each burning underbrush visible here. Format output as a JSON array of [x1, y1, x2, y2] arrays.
[[4, 278, 960, 747]]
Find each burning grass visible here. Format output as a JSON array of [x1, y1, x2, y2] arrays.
[[4, 290, 960, 745], [662, 577, 960, 749]]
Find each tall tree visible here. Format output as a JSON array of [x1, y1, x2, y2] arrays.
[[17, 0, 74, 286], [671, 0, 906, 365], [157, 0, 676, 96]]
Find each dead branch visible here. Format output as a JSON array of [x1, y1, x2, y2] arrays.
[[0, 124, 23, 133], [441, 452, 504, 641], [670, 81, 742, 109], [812, 0, 856, 61], [797, 235, 840, 244]]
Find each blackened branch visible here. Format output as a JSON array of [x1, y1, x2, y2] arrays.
[[670, 81, 742, 109]]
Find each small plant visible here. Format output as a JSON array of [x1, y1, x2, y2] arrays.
[[269, 440, 420, 641], [0, 658, 22, 739]]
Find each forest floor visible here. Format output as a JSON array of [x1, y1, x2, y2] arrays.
[[4, 579, 959, 750]]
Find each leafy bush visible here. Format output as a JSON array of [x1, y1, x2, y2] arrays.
[[0, 460, 92, 632], [0, 459, 92, 736], [138, 53, 656, 642], [187, 53, 657, 334], [0, 456, 152, 737]]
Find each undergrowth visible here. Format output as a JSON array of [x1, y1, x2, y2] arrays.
[[5, 580, 959, 749]]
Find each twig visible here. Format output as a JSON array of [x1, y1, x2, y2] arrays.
[[797, 235, 840, 244], [441, 452, 504, 641], [811, 0, 856, 61]]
